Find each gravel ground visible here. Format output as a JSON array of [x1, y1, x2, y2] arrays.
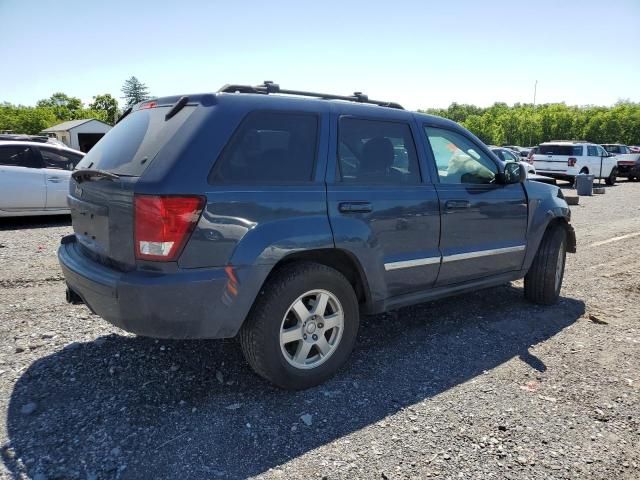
[[0, 181, 639, 480]]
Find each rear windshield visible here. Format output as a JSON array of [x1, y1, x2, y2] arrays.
[[75, 106, 195, 176], [538, 144, 582, 156]]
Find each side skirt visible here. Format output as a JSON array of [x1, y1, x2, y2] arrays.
[[365, 270, 526, 314]]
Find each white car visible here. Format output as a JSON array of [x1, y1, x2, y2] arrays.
[[489, 146, 536, 174], [532, 141, 618, 185], [0, 141, 84, 217]]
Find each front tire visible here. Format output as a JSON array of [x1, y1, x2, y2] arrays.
[[524, 226, 567, 305], [605, 168, 617, 186], [239, 262, 359, 390]]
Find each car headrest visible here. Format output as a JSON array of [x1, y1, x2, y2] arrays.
[[361, 137, 394, 174]]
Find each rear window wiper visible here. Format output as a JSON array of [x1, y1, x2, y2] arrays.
[[72, 169, 120, 183], [115, 106, 133, 124], [165, 96, 189, 120]]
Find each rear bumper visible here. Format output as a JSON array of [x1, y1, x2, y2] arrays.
[[58, 235, 270, 339], [617, 164, 640, 176]]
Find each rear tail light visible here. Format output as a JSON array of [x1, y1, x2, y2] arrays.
[[138, 100, 158, 110], [134, 195, 205, 261], [568, 157, 577, 167]]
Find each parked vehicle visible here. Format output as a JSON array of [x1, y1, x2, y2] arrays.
[[0, 133, 67, 147], [532, 141, 618, 185], [0, 141, 84, 217], [614, 153, 640, 180], [490, 146, 536, 174], [518, 148, 532, 158], [601, 144, 632, 155], [599, 144, 640, 180], [59, 82, 576, 389], [630, 146, 640, 153]]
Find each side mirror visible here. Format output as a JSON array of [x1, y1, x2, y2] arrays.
[[503, 162, 527, 184]]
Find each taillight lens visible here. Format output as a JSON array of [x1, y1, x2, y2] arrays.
[[134, 195, 205, 261], [568, 157, 577, 167], [138, 100, 158, 110]]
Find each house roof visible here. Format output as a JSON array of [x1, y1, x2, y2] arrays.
[[42, 118, 111, 132]]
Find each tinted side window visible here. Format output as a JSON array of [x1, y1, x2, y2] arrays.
[[210, 111, 318, 183], [40, 148, 82, 170], [337, 118, 420, 184], [424, 127, 497, 184], [501, 149, 518, 162], [492, 149, 506, 161], [587, 146, 598, 156], [0, 146, 38, 168]]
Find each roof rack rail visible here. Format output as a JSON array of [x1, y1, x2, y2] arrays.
[[218, 81, 404, 110], [548, 139, 589, 143]]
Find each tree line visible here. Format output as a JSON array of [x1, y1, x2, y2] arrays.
[[0, 76, 150, 135], [421, 101, 640, 146], [3, 77, 639, 147]]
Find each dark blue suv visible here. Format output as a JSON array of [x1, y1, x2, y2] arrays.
[[59, 82, 576, 389]]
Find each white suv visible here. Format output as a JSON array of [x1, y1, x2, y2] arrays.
[[532, 141, 618, 185]]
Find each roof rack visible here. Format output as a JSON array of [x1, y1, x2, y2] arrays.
[[549, 140, 589, 143], [218, 81, 404, 110]]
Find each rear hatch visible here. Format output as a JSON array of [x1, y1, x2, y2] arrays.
[[69, 99, 198, 270], [534, 144, 582, 173]]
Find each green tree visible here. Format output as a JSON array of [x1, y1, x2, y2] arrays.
[[121, 76, 150, 107], [36, 92, 83, 121], [0, 103, 57, 134], [420, 101, 640, 147], [89, 93, 119, 124]]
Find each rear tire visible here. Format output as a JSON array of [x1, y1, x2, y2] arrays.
[[524, 226, 567, 305], [605, 168, 617, 186], [239, 262, 359, 390]]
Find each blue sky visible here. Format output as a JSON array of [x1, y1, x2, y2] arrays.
[[1, 0, 638, 110]]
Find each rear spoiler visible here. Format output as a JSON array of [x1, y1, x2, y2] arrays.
[[115, 95, 193, 124]]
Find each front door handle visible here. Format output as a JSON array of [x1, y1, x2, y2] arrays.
[[47, 177, 63, 183], [445, 200, 470, 210], [339, 202, 373, 213]]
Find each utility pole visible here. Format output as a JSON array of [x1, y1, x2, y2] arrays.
[[529, 80, 538, 147]]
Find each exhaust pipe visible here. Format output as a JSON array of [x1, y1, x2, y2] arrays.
[[65, 287, 84, 305]]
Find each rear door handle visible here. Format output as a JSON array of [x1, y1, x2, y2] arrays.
[[47, 177, 63, 183], [339, 202, 372, 213], [445, 200, 470, 210]]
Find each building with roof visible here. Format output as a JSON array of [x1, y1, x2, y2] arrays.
[[42, 119, 112, 152]]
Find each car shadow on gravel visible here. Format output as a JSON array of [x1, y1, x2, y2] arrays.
[[0, 215, 71, 231], [3, 285, 584, 479]]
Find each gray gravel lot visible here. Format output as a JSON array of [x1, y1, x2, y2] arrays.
[[0, 181, 639, 480]]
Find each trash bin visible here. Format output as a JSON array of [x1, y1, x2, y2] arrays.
[[575, 174, 594, 196]]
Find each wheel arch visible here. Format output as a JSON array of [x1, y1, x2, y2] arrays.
[[260, 248, 373, 309], [545, 217, 576, 253]]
